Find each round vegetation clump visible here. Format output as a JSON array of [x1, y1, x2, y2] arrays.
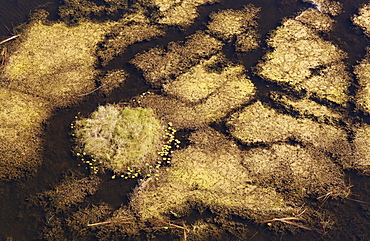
[[73, 105, 172, 177]]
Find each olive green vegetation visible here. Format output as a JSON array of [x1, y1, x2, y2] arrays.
[[257, 11, 349, 105], [207, 5, 260, 52], [352, 3, 370, 36], [302, 0, 342, 16], [138, 0, 220, 27], [0, 88, 51, 181], [227, 101, 350, 159], [36, 175, 101, 211], [353, 5, 370, 114], [59, 0, 129, 22], [350, 124, 370, 175], [295, 8, 334, 32], [5, 20, 111, 107], [131, 31, 223, 87], [138, 61, 255, 129], [269, 92, 342, 123], [97, 11, 165, 65], [243, 144, 347, 200], [130, 128, 296, 221], [73, 105, 165, 176], [98, 69, 128, 94]]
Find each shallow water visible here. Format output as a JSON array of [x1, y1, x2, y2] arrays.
[[0, 0, 370, 240]]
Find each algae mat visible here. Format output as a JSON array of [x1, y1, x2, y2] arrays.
[[0, 0, 370, 240]]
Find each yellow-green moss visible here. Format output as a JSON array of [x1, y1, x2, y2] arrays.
[[295, 8, 334, 32], [139, 69, 255, 129], [227, 101, 350, 156], [243, 144, 347, 199], [98, 12, 165, 65], [141, 0, 219, 27], [354, 54, 370, 114], [269, 92, 342, 123], [5, 20, 111, 107], [350, 124, 370, 175], [257, 17, 349, 105], [131, 32, 223, 87], [207, 5, 260, 41], [74, 105, 164, 175], [302, 0, 342, 16], [130, 129, 294, 221], [0, 88, 51, 181], [353, 3, 370, 36]]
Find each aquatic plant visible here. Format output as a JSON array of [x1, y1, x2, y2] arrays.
[[5, 20, 111, 107], [130, 129, 295, 221], [227, 101, 350, 158], [207, 5, 260, 52], [256, 12, 349, 105], [131, 32, 223, 87], [0, 88, 51, 181], [73, 105, 173, 177], [138, 0, 220, 27]]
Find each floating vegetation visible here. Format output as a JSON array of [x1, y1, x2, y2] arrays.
[[5, 20, 111, 107], [130, 129, 296, 221], [207, 5, 260, 52], [139, 0, 220, 27], [97, 11, 165, 65], [131, 31, 223, 87], [0, 88, 51, 181], [72, 105, 178, 179], [256, 11, 349, 105], [227, 101, 350, 158]]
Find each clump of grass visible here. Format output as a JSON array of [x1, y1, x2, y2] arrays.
[[73, 105, 169, 177], [302, 0, 342, 16], [207, 5, 260, 52], [353, 3, 370, 36], [131, 31, 223, 87], [5, 20, 111, 107], [256, 13, 349, 105], [0, 88, 51, 181]]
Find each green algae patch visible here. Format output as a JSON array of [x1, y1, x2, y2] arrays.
[[270, 92, 342, 123], [206, 5, 260, 52], [73, 105, 165, 176], [98, 12, 165, 65], [350, 124, 370, 175], [256, 15, 349, 105], [139, 67, 255, 129], [5, 20, 111, 107], [130, 129, 295, 221], [0, 88, 51, 181], [227, 101, 350, 157], [139, 0, 219, 27], [242, 144, 347, 200], [131, 32, 223, 88]]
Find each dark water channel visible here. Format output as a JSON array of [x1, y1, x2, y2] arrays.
[[0, 0, 370, 240]]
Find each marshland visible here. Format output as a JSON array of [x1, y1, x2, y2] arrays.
[[0, 0, 370, 240]]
